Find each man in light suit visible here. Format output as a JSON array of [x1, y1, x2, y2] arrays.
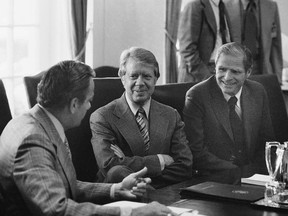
[[239, 0, 282, 83], [183, 43, 275, 182], [0, 60, 176, 216], [90, 47, 193, 189], [178, 0, 241, 83]]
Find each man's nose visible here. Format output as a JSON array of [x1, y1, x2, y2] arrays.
[[135, 75, 144, 85], [224, 70, 233, 80]]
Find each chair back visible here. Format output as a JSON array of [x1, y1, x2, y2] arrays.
[[23, 71, 46, 108], [66, 78, 124, 181], [153, 82, 197, 119], [249, 74, 288, 142], [94, 66, 119, 78], [0, 79, 12, 134]]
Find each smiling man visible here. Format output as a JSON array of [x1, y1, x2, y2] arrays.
[[90, 47, 193, 188], [183, 42, 274, 182]]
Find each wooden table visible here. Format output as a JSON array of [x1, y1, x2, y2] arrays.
[[141, 178, 288, 216]]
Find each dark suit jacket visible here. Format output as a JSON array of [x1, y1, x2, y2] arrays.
[[0, 105, 121, 216], [183, 76, 274, 177], [178, 0, 241, 83], [90, 94, 193, 187], [241, 0, 282, 83]]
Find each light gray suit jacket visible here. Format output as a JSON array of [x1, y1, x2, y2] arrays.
[[178, 0, 241, 83], [90, 94, 193, 187], [0, 104, 121, 216]]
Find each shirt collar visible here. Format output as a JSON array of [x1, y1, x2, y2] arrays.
[[39, 104, 66, 143], [210, 0, 220, 6], [223, 87, 243, 107], [125, 92, 151, 119]]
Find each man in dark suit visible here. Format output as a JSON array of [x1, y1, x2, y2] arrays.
[[90, 47, 193, 189], [178, 0, 241, 83], [0, 60, 175, 216], [183, 42, 274, 181], [239, 0, 283, 83]]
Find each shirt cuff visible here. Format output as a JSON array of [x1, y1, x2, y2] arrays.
[[157, 154, 165, 171], [110, 183, 116, 199], [120, 206, 133, 216]]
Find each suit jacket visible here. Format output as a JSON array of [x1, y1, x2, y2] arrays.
[[90, 94, 193, 187], [183, 76, 275, 177], [178, 0, 241, 83], [0, 104, 120, 216], [241, 0, 282, 83]]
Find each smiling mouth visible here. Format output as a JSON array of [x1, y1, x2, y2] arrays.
[[222, 81, 235, 86]]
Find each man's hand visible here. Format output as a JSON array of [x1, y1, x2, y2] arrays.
[[161, 154, 174, 166], [111, 144, 125, 159], [114, 167, 151, 199], [132, 201, 177, 216]]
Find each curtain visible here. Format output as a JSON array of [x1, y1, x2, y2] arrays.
[[70, 0, 88, 62], [165, 0, 182, 83]]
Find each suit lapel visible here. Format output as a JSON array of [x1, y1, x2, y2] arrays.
[[32, 105, 77, 198], [209, 78, 234, 141], [224, 0, 242, 43], [202, 0, 217, 36], [114, 95, 146, 156], [147, 100, 169, 155]]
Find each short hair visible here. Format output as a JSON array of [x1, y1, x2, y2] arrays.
[[215, 42, 253, 72], [118, 47, 160, 78], [37, 60, 95, 109]]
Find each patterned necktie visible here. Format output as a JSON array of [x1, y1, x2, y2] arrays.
[[219, 0, 227, 44], [228, 96, 246, 166], [243, 0, 257, 56], [136, 107, 150, 152]]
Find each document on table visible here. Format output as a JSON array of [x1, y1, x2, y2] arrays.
[[104, 200, 206, 215], [241, 174, 270, 186]]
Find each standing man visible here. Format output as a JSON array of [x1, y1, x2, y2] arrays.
[[178, 0, 241, 83], [90, 47, 193, 189], [183, 42, 274, 181], [0, 60, 175, 216], [240, 0, 282, 83]]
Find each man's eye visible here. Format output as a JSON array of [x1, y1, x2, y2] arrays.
[[130, 75, 138, 79], [144, 74, 152, 79]]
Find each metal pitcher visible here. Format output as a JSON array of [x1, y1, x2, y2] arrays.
[[265, 141, 288, 204]]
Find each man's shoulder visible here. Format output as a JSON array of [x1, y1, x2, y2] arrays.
[[92, 97, 122, 113], [244, 78, 266, 93], [186, 76, 213, 95], [152, 99, 176, 112]]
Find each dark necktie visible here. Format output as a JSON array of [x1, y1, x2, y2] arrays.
[[136, 107, 150, 152], [228, 96, 246, 166], [243, 0, 257, 56], [219, 0, 227, 44]]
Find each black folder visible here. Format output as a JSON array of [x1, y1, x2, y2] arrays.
[[180, 181, 264, 203]]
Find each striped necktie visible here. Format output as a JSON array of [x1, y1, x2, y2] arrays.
[[136, 107, 150, 152]]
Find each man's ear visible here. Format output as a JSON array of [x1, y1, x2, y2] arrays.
[[246, 67, 252, 78], [69, 98, 79, 114]]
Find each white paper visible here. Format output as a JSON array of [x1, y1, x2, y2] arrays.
[[104, 200, 205, 215], [241, 174, 271, 186]]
